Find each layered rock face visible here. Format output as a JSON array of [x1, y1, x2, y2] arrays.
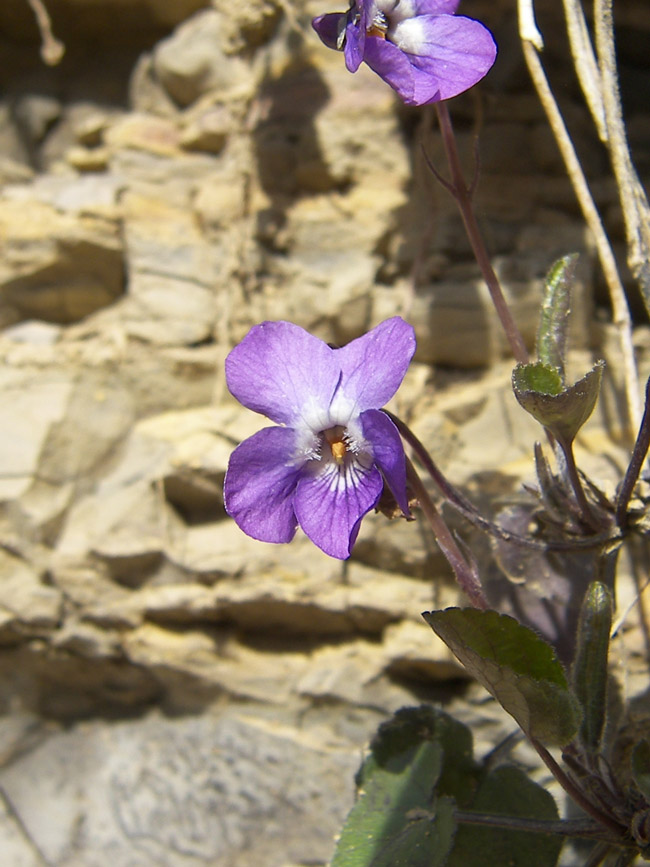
[[0, 0, 648, 864]]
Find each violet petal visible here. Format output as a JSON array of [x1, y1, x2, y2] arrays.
[[344, 23, 364, 72], [361, 408, 411, 516], [363, 37, 420, 103], [333, 317, 416, 415], [393, 15, 498, 102], [224, 426, 301, 544], [225, 321, 340, 426], [312, 12, 345, 51], [294, 459, 383, 558]]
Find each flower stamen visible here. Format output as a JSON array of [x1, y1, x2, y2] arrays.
[[367, 11, 388, 39], [324, 425, 348, 465]]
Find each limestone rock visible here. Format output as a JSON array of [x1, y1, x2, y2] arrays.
[[12, 95, 61, 148], [104, 113, 181, 157], [0, 550, 61, 644], [120, 189, 219, 344], [0, 711, 357, 867], [153, 10, 253, 108], [0, 0, 212, 40], [0, 199, 123, 326]]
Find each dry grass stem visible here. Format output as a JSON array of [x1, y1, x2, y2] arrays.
[[517, 0, 640, 432], [25, 0, 64, 65], [594, 0, 650, 311]]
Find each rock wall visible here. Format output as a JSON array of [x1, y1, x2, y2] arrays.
[[0, 0, 648, 864]]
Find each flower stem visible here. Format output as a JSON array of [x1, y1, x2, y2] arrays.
[[434, 102, 529, 365], [616, 375, 650, 528], [453, 811, 618, 842], [404, 456, 488, 609], [557, 436, 604, 531]]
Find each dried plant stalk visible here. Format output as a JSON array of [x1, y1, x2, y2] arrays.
[[25, 0, 64, 65], [594, 0, 650, 312], [517, 0, 640, 431]]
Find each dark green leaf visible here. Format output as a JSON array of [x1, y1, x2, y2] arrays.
[[450, 766, 562, 867], [423, 609, 581, 746], [364, 797, 457, 867], [632, 741, 650, 803], [331, 707, 474, 867], [537, 254, 578, 381], [512, 361, 604, 445], [572, 582, 612, 751]]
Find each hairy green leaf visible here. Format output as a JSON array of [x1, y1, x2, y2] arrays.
[[423, 609, 581, 746], [572, 582, 612, 751], [537, 254, 578, 381]]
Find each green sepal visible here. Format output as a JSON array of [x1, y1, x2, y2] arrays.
[[512, 360, 604, 446], [423, 609, 581, 746], [572, 582, 612, 751]]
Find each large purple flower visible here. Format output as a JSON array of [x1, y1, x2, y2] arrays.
[[224, 317, 416, 559], [312, 0, 497, 105]]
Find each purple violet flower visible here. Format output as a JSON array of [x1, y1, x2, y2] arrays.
[[224, 317, 416, 559], [312, 0, 497, 105]]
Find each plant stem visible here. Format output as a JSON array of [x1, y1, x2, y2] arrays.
[[434, 101, 529, 365], [387, 409, 616, 551], [616, 375, 650, 528], [453, 811, 619, 842], [530, 737, 626, 838], [405, 456, 488, 609], [557, 436, 604, 531]]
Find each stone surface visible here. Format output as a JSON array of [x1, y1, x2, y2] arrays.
[[0, 711, 359, 867], [0, 199, 123, 326]]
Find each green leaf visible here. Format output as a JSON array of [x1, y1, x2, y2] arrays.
[[537, 254, 578, 382], [333, 706, 563, 867], [632, 740, 650, 803], [512, 360, 604, 445], [450, 766, 562, 867], [423, 609, 581, 746], [572, 582, 612, 751], [331, 707, 472, 867]]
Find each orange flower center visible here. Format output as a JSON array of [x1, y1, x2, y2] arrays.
[[324, 425, 348, 465]]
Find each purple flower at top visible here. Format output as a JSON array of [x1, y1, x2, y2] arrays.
[[224, 317, 416, 559], [312, 0, 497, 105]]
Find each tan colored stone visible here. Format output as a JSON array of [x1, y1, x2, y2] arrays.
[[153, 10, 253, 108], [0, 199, 123, 325], [180, 105, 230, 154], [65, 145, 110, 172], [382, 619, 467, 682], [0, 375, 72, 501], [0, 550, 61, 642], [104, 113, 181, 157]]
